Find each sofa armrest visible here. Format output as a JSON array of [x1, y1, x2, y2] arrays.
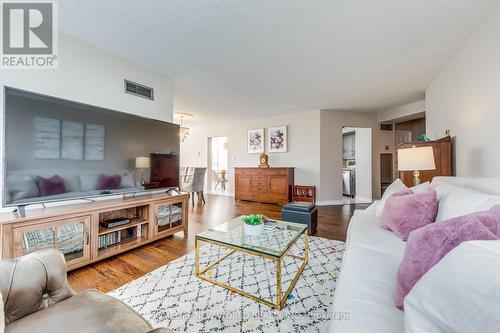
[[0, 248, 75, 325]]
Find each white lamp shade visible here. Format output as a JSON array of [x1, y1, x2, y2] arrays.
[[135, 156, 150, 168], [398, 146, 436, 171]]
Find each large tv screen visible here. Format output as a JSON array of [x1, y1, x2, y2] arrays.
[[3, 87, 180, 207]]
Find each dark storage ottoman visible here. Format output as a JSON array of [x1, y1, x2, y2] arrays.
[[281, 201, 318, 234]]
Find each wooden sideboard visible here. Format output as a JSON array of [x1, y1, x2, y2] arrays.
[[396, 136, 452, 187], [234, 167, 294, 205], [0, 192, 189, 270]]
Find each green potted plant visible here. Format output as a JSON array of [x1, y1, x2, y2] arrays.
[[241, 214, 264, 236]]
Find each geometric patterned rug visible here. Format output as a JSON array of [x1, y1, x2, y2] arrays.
[[109, 236, 345, 333]]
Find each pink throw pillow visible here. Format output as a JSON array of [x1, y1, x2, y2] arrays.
[[96, 175, 121, 190], [380, 189, 438, 240], [36, 175, 67, 197], [395, 205, 500, 309]]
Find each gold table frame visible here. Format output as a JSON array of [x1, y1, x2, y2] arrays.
[[194, 228, 308, 310]]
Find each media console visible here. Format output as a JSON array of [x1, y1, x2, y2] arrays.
[[0, 192, 189, 270]]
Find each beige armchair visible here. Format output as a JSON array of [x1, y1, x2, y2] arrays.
[[0, 248, 171, 333]]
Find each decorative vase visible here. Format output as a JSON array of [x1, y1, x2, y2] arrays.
[[244, 223, 264, 236]]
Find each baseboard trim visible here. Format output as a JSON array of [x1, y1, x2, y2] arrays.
[[316, 200, 345, 206], [206, 191, 235, 197]]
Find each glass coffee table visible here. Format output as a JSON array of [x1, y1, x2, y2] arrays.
[[194, 217, 308, 310]]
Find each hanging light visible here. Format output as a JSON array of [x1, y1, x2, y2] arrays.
[[174, 112, 193, 142]]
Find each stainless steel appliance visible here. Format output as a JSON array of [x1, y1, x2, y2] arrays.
[[342, 169, 356, 197]]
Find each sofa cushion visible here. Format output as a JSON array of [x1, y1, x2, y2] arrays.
[[395, 205, 500, 309], [6, 174, 39, 201], [431, 181, 492, 222], [380, 189, 437, 240], [5, 290, 153, 333], [405, 240, 500, 333], [347, 207, 406, 255], [332, 245, 404, 333]]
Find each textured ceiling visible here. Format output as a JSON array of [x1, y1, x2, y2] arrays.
[[59, 0, 498, 123]]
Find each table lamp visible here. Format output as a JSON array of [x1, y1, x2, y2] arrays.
[[135, 156, 150, 185], [397, 146, 436, 186]]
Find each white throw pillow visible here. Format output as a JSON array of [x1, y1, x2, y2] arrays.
[[62, 175, 82, 193], [411, 181, 430, 194], [405, 240, 500, 333], [121, 172, 136, 188], [477, 196, 500, 211], [6, 174, 39, 201], [376, 179, 408, 217], [80, 174, 99, 191], [431, 182, 491, 222]]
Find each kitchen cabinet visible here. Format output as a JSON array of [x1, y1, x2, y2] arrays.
[[343, 132, 356, 159]]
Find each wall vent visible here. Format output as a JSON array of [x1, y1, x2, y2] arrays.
[[380, 123, 393, 131], [124, 80, 154, 100]]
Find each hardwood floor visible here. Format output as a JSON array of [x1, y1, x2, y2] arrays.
[[67, 194, 368, 293]]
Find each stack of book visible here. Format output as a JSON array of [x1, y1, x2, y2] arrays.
[[98, 227, 138, 249], [264, 220, 278, 231]]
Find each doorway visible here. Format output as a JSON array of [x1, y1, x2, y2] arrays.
[[342, 127, 372, 204], [207, 136, 229, 195]]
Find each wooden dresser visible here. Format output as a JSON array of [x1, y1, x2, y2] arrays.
[[396, 136, 452, 187], [234, 167, 294, 205]]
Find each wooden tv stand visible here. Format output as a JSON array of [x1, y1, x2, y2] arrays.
[[0, 192, 189, 271]]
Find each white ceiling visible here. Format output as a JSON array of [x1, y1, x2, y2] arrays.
[[59, 0, 498, 123]]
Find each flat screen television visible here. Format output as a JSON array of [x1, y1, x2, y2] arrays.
[[3, 87, 180, 207]]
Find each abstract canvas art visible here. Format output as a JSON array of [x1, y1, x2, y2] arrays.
[[34, 117, 61, 159], [247, 128, 264, 154], [61, 121, 84, 160], [84, 124, 105, 160], [268, 126, 287, 153], [33, 117, 105, 160]]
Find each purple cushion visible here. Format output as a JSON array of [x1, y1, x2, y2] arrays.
[[96, 174, 121, 190], [380, 189, 438, 240], [36, 175, 67, 197], [395, 205, 500, 309]]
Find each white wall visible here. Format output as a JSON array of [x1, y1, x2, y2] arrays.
[[377, 100, 426, 123], [320, 110, 392, 202], [1, 33, 174, 122], [182, 109, 389, 203], [0, 32, 174, 208], [426, 2, 500, 176], [344, 127, 372, 202], [180, 110, 321, 197]]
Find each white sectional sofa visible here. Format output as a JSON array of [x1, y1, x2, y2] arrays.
[[330, 177, 500, 333]]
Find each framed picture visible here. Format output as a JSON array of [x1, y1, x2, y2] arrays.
[[247, 128, 264, 154], [268, 126, 287, 153]]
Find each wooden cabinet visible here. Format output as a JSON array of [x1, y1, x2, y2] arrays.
[[0, 193, 189, 270], [234, 167, 294, 205], [153, 200, 187, 239], [12, 215, 91, 270], [396, 136, 452, 187], [343, 132, 355, 159]]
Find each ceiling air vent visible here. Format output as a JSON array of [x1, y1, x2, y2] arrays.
[[124, 80, 154, 100], [380, 123, 393, 131]]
